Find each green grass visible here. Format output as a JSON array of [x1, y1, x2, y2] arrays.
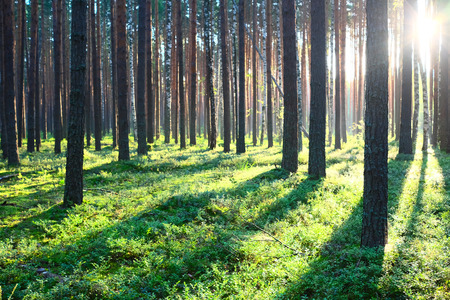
[[1, 135, 449, 299]]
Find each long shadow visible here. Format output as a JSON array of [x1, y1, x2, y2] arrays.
[[279, 154, 415, 299], [0, 166, 288, 299]]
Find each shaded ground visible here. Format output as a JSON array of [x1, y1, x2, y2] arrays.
[[1, 136, 449, 299]]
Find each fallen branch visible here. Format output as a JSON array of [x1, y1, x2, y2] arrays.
[[0, 174, 18, 182], [84, 188, 118, 195], [235, 214, 304, 256]]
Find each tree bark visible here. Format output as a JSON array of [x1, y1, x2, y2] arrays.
[[146, 0, 154, 144], [334, 0, 341, 149], [64, 0, 87, 206], [399, 0, 414, 154], [266, 0, 273, 148], [3, 0, 19, 165], [28, 0, 39, 153], [164, 0, 172, 143], [237, 0, 246, 154], [177, 0, 185, 149], [281, 0, 298, 172], [189, 0, 197, 145], [91, 0, 101, 151], [221, 0, 231, 152], [361, 0, 389, 248], [308, 0, 326, 178], [117, 0, 130, 160], [137, 0, 147, 154], [53, 0, 63, 154]]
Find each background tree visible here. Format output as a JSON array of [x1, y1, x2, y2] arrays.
[[28, 0, 39, 153], [205, 0, 216, 150], [91, 0, 101, 151], [308, 0, 326, 178], [146, 0, 154, 144], [221, 0, 230, 153], [64, 0, 87, 206], [361, 0, 389, 248], [177, 0, 186, 149], [237, 0, 245, 154], [3, 0, 19, 165], [334, 0, 341, 150], [190, 0, 197, 146], [117, 0, 130, 160], [136, 0, 147, 155], [164, 0, 172, 144], [281, 0, 298, 172], [399, 0, 414, 154], [266, 0, 273, 148], [53, 0, 63, 154]]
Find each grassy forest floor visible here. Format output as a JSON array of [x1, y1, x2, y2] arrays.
[[1, 135, 450, 299]]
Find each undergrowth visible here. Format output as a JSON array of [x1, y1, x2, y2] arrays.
[[0, 136, 449, 299]]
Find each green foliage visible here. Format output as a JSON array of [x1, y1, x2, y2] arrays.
[[0, 136, 449, 299]]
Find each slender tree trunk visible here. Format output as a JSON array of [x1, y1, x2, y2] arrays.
[[147, 0, 154, 144], [412, 48, 420, 147], [361, 0, 389, 248], [281, 0, 298, 172], [399, 0, 414, 154], [164, 0, 172, 143], [266, 0, 273, 148], [117, 0, 130, 160], [155, 0, 160, 140], [237, 0, 245, 154], [221, 0, 230, 152], [308, 0, 326, 178], [205, 0, 216, 149], [3, 0, 19, 165], [340, 0, 347, 143], [91, 0, 101, 151], [64, 0, 87, 206], [28, 0, 39, 153], [421, 63, 429, 151], [111, 0, 118, 148], [137, 0, 147, 154], [177, 0, 185, 149], [334, 0, 341, 149], [53, 0, 63, 154], [189, 0, 197, 145], [17, 0, 25, 148]]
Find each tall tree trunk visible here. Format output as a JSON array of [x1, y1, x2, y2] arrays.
[[189, 0, 197, 145], [308, 0, 326, 178], [64, 0, 87, 206], [111, 0, 118, 148], [399, 0, 414, 154], [281, 0, 298, 172], [177, 0, 185, 149], [252, 0, 257, 146], [53, 0, 63, 154], [236, 0, 245, 154], [3, 0, 19, 165], [17, 0, 25, 148], [91, 0, 101, 151], [361, 0, 389, 248], [137, 0, 147, 154], [28, 0, 39, 153], [117, 0, 130, 160], [412, 46, 420, 147], [164, 0, 172, 143], [155, 0, 160, 140], [266, 0, 273, 148], [340, 0, 347, 143], [205, 0, 216, 149], [221, 0, 230, 152], [334, 0, 341, 149], [147, 0, 154, 143], [421, 63, 430, 151]]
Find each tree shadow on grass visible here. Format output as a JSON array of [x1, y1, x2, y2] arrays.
[[1, 166, 290, 299], [278, 154, 415, 299]]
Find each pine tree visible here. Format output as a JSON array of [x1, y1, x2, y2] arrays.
[[308, 0, 326, 178], [64, 0, 87, 206], [361, 0, 389, 248], [281, 0, 298, 172]]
